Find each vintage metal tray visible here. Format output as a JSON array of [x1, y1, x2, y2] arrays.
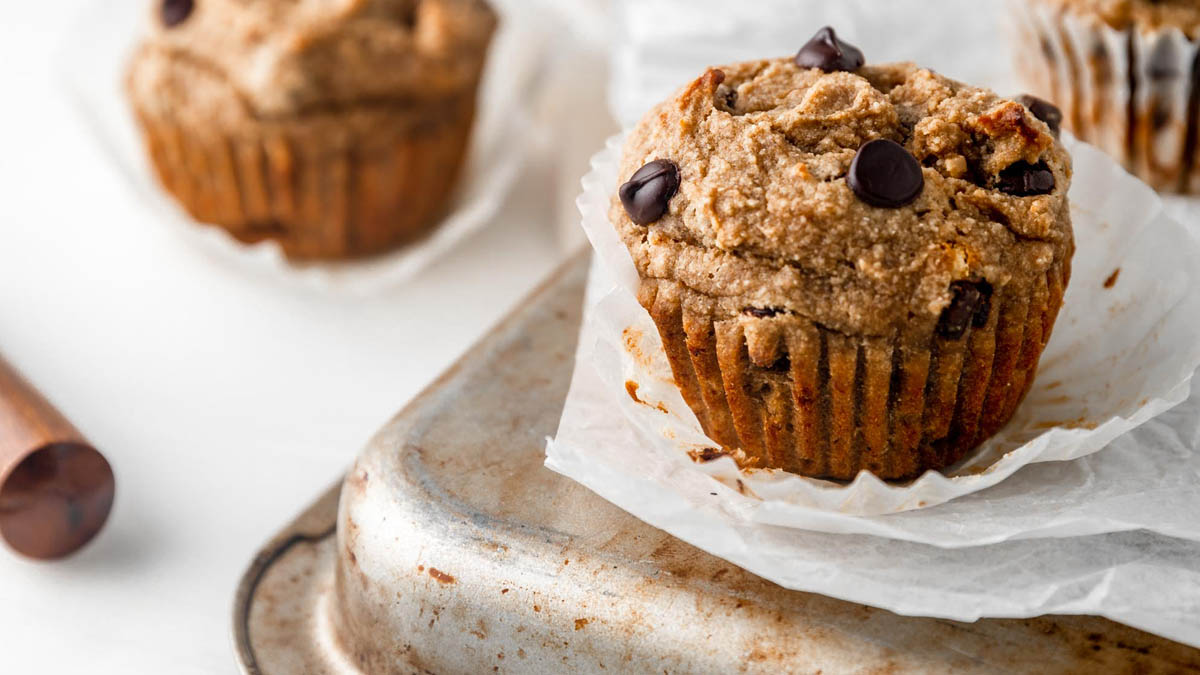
[[233, 254, 1200, 674]]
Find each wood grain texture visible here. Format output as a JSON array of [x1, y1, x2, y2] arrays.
[[0, 355, 86, 470], [0, 355, 114, 560]]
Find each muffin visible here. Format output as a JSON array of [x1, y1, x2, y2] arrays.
[[127, 0, 497, 260], [611, 28, 1075, 481], [1010, 0, 1200, 193]]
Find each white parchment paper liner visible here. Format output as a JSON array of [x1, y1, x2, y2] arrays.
[[549, 129, 1200, 521], [537, 0, 1200, 643], [545, 135, 1200, 646], [59, 0, 548, 295]]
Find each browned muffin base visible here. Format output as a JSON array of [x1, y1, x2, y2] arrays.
[[639, 258, 1071, 482], [131, 97, 476, 260]]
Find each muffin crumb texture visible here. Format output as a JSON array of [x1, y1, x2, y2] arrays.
[[615, 60, 1072, 341]]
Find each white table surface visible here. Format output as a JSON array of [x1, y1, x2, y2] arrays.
[[0, 3, 567, 671]]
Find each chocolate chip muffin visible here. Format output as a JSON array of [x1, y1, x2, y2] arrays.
[[127, 0, 497, 259], [612, 28, 1074, 481], [1010, 0, 1200, 192]]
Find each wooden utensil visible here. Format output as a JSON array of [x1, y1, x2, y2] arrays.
[[0, 354, 114, 560]]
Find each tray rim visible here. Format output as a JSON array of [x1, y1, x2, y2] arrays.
[[231, 249, 1200, 672], [232, 483, 341, 675], [231, 251, 589, 673]]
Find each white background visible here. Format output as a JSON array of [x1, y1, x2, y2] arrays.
[[3, 0, 1198, 671], [0, 2, 583, 671]]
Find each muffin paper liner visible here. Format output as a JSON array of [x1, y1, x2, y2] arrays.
[[545, 129, 1200, 639], [1010, 0, 1200, 193], [639, 259, 1068, 481], [550, 130, 1200, 520]]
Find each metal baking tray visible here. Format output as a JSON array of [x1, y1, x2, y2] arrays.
[[233, 253, 1200, 674]]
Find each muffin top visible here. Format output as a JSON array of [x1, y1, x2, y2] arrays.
[[128, 0, 496, 127], [1050, 0, 1200, 36], [613, 47, 1073, 341]]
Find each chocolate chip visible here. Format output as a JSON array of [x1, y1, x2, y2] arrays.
[[743, 307, 785, 318], [765, 354, 792, 374], [619, 160, 680, 226], [970, 283, 993, 328], [162, 0, 194, 27], [996, 161, 1055, 196], [1016, 94, 1062, 138], [692, 448, 729, 462], [847, 139, 924, 208], [938, 280, 993, 340], [795, 26, 865, 73]]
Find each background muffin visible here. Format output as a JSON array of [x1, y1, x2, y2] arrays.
[[1010, 0, 1200, 193], [612, 31, 1074, 481], [127, 0, 497, 260]]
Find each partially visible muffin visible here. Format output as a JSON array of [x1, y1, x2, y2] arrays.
[[612, 28, 1074, 481], [127, 0, 497, 259], [1010, 0, 1200, 192]]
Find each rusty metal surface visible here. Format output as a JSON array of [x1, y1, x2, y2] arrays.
[[235, 251, 1200, 674]]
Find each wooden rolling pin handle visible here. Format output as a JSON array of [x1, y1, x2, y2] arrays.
[[0, 355, 114, 560]]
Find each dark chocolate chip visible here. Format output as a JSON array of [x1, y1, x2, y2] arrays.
[[937, 280, 993, 340], [795, 26, 865, 73], [619, 160, 680, 226], [694, 448, 728, 462], [765, 355, 792, 374], [1016, 94, 1063, 138], [996, 161, 1055, 196], [848, 139, 924, 208], [970, 280, 993, 328], [162, 0, 194, 27], [743, 307, 785, 318]]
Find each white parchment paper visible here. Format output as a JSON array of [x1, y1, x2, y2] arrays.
[[60, 0, 551, 294], [547, 0, 1200, 646], [554, 132, 1200, 518]]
